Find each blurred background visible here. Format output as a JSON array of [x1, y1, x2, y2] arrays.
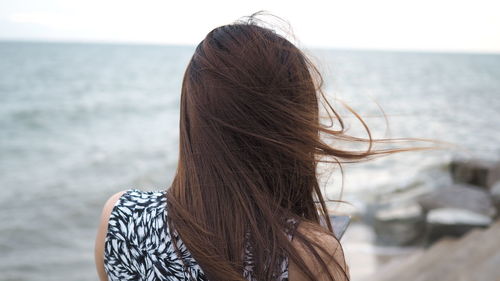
[[1, 1, 499, 280]]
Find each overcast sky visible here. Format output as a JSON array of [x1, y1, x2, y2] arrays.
[[1, 0, 499, 53]]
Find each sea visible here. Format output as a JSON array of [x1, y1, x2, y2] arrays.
[[1, 41, 499, 281]]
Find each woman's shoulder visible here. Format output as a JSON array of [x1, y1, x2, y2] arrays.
[[112, 188, 168, 211], [95, 188, 181, 281], [288, 220, 349, 281], [100, 189, 167, 223], [96, 188, 169, 250], [95, 190, 130, 281], [103, 188, 168, 233]]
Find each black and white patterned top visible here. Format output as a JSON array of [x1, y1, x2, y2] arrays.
[[104, 189, 297, 281]]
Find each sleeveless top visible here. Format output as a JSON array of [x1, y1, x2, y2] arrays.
[[104, 189, 298, 281]]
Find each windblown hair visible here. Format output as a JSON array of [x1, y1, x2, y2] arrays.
[[166, 12, 436, 281]]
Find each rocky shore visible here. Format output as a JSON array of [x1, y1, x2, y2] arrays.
[[369, 157, 500, 247], [366, 219, 500, 281], [331, 157, 500, 280]]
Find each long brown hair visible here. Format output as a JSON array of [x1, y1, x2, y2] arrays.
[[166, 12, 440, 281]]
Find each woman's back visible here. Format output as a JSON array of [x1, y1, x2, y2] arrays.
[[99, 189, 297, 281]]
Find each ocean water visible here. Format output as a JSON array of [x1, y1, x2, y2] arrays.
[[0, 41, 499, 281]]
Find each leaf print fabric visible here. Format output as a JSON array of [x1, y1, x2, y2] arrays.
[[104, 189, 296, 281]]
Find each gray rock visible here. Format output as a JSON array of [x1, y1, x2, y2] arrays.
[[368, 220, 500, 281], [417, 184, 497, 217], [491, 181, 500, 217], [427, 208, 493, 225], [374, 203, 426, 246], [425, 208, 492, 243], [450, 158, 500, 189]]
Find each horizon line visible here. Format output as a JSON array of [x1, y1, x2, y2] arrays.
[[1, 37, 499, 56]]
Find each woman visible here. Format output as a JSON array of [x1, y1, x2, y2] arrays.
[[95, 13, 432, 281]]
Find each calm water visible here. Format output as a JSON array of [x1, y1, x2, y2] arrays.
[[1, 41, 499, 281]]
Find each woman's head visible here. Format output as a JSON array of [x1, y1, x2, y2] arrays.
[[179, 21, 324, 212], [182, 22, 323, 152]]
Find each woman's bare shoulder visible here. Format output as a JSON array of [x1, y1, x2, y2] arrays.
[[94, 190, 128, 281], [288, 221, 349, 281]]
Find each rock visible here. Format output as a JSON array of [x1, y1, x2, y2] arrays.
[[367, 220, 500, 281], [450, 158, 500, 189], [374, 203, 426, 246], [425, 208, 492, 244], [417, 184, 497, 217], [427, 208, 493, 225], [491, 181, 500, 217]]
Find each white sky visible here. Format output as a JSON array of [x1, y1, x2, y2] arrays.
[[1, 0, 499, 53]]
